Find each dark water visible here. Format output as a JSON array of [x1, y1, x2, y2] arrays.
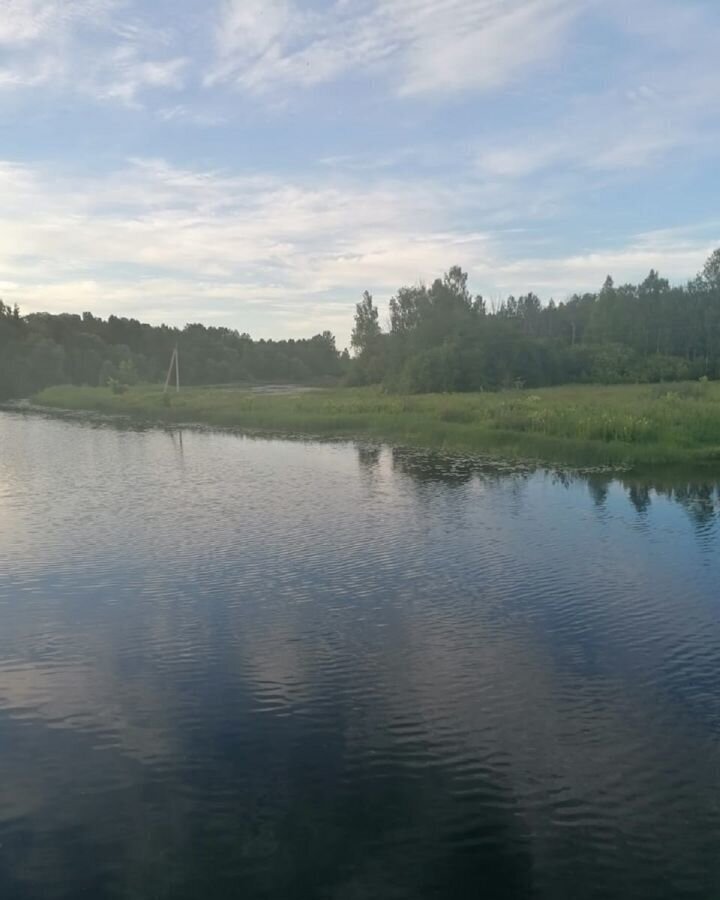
[[1, 411, 720, 900]]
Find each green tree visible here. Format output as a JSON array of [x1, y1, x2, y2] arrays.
[[701, 248, 720, 291], [351, 291, 381, 355]]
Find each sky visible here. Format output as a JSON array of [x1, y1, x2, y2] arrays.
[[1, 0, 720, 345]]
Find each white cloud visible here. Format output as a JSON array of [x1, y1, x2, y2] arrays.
[[0, 0, 116, 45], [475, 0, 720, 178], [0, 0, 188, 104], [475, 123, 685, 179], [209, 0, 586, 96], [0, 157, 715, 344], [98, 49, 188, 105], [393, 0, 583, 96], [157, 104, 226, 126], [488, 231, 717, 299], [214, 0, 296, 60], [0, 0, 717, 348], [0, 157, 472, 338]]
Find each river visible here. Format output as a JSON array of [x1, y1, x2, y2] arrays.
[[1, 411, 719, 899]]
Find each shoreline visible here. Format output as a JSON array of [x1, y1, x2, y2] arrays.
[[8, 382, 720, 473], [5, 383, 720, 475]]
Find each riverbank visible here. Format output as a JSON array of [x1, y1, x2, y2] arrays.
[[27, 381, 720, 469]]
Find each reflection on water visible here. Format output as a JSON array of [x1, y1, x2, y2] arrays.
[[1, 412, 719, 899]]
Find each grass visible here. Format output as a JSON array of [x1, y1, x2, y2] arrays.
[[29, 380, 720, 470]]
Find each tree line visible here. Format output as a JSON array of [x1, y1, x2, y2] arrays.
[[350, 249, 720, 392], [4, 248, 720, 401], [0, 306, 347, 400]]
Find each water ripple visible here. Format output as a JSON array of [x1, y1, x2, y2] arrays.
[[1, 412, 720, 898]]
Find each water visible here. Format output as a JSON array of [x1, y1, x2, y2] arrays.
[[1, 411, 719, 900]]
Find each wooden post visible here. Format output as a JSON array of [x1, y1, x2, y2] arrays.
[[163, 347, 174, 393], [164, 346, 179, 393]]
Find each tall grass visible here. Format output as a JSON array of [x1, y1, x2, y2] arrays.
[[30, 381, 720, 470]]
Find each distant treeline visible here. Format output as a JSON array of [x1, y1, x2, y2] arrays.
[[349, 249, 720, 392], [4, 248, 720, 401], [0, 306, 348, 400]]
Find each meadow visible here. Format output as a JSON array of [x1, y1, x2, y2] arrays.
[[31, 381, 720, 470]]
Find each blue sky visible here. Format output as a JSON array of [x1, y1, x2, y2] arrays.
[[1, 0, 720, 344]]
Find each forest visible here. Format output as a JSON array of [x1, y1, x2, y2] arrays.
[[350, 249, 720, 392], [0, 306, 346, 400], [3, 248, 720, 401]]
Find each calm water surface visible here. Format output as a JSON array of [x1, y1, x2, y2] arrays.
[[1, 411, 719, 899]]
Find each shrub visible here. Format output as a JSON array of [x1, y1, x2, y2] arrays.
[[400, 344, 463, 393], [108, 377, 127, 395]]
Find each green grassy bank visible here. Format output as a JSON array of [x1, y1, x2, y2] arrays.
[[29, 381, 720, 470]]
